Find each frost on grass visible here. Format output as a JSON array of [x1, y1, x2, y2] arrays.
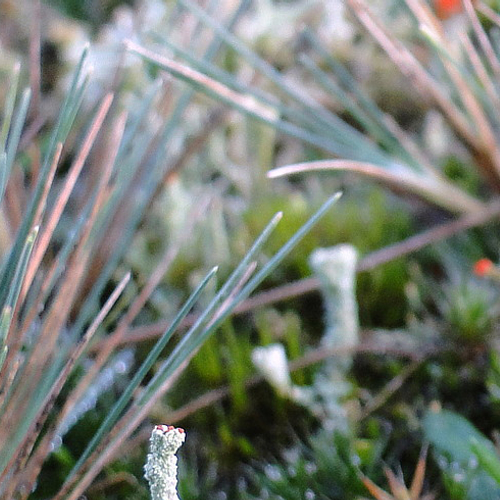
[[144, 425, 186, 500]]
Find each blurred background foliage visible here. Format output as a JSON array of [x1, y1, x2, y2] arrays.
[[4, 0, 500, 499]]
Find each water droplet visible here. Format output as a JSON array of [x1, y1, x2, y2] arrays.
[[264, 464, 283, 481], [305, 461, 317, 474], [305, 488, 316, 500]]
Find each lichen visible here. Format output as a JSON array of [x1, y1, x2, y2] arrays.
[[144, 425, 186, 500]]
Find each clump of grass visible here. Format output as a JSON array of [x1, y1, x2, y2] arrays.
[[123, 0, 500, 497], [0, 3, 345, 498]]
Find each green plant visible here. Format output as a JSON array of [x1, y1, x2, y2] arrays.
[[239, 429, 386, 500], [8, 1, 500, 497], [0, 7, 345, 497], [423, 406, 500, 499], [361, 446, 434, 500]]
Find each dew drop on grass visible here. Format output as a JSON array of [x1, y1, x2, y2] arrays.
[[237, 477, 247, 491], [260, 488, 270, 499], [264, 464, 283, 481], [49, 435, 62, 451], [305, 461, 317, 474]]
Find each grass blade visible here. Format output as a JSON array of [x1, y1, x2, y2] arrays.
[[60, 266, 218, 488], [268, 160, 483, 214]]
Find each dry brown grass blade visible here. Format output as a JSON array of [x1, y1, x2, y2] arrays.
[[345, 0, 475, 146], [102, 197, 500, 348], [1, 150, 114, 423], [161, 341, 427, 429], [362, 474, 395, 500], [74, 337, 426, 500], [0, 110, 127, 500], [16, 141, 62, 303], [11, 109, 128, 449], [0, 109, 118, 493], [17, 112, 124, 350], [365, 0, 500, 188], [4, 169, 27, 234], [358, 360, 421, 420], [117, 336, 434, 460], [77, 87, 170, 293], [48, 190, 212, 497], [20, 120, 115, 368], [478, 1, 500, 27], [62, 370, 183, 499], [8, 108, 126, 475], [405, 0, 498, 155], [57, 260, 257, 500], [21, 93, 114, 302], [1, 239, 101, 489], [384, 467, 410, 500], [125, 40, 277, 122], [460, 32, 500, 109], [66, 193, 211, 424], [361, 445, 433, 500], [12, 272, 131, 500], [268, 159, 484, 213], [0, 142, 61, 383], [409, 445, 428, 500], [463, 0, 500, 79]]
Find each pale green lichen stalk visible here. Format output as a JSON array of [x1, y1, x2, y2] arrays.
[[144, 425, 186, 500], [309, 244, 359, 431]]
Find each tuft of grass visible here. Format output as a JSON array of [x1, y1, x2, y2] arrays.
[[0, 4, 344, 497]]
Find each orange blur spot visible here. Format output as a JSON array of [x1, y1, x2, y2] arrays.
[[434, 0, 465, 20], [473, 258, 493, 277]]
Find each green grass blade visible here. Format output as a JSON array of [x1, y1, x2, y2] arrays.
[[0, 307, 12, 353], [0, 85, 31, 207], [0, 154, 7, 207], [471, 439, 500, 486], [65, 266, 218, 482], [4, 88, 31, 178], [31, 190, 97, 313], [114, 81, 161, 167], [0, 349, 66, 475], [139, 212, 283, 400], [301, 28, 410, 152], [0, 226, 38, 331], [148, 32, 354, 149], [0, 62, 20, 152], [177, 0, 389, 155], [0, 345, 7, 375], [71, 0, 247, 332], [141, 193, 341, 400], [128, 42, 390, 161], [233, 192, 342, 305], [0, 48, 89, 309], [299, 53, 416, 167]]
